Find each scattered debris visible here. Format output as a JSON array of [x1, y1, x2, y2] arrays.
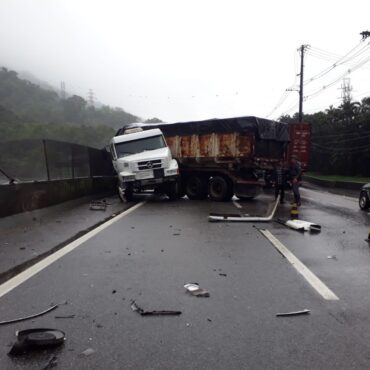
[[112, 290, 117, 294], [327, 255, 338, 260], [173, 233, 181, 236], [276, 309, 310, 317], [80, 348, 95, 357], [184, 283, 210, 297], [208, 195, 280, 222], [55, 315, 75, 319], [89, 200, 107, 211], [219, 273, 227, 277], [8, 328, 66, 356], [207, 318, 212, 322], [42, 355, 58, 370], [277, 219, 321, 233], [0, 304, 58, 326], [130, 300, 182, 316]]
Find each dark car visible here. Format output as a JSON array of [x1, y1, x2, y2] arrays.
[[359, 183, 370, 210]]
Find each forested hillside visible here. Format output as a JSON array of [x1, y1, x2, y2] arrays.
[[0, 67, 141, 148], [281, 98, 370, 177]]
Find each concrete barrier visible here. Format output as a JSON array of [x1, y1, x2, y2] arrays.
[[0, 177, 116, 218]]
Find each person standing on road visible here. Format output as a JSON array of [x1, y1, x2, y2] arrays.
[[289, 155, 302, 206], [273, 161, 286, 204]]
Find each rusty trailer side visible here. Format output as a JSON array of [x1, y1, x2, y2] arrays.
[[165, 132, 254, 164]]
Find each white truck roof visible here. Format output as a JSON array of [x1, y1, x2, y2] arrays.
[[112, 128, 163, 144]]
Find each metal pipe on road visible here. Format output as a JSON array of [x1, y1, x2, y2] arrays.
[[208, 195, 280, 222]]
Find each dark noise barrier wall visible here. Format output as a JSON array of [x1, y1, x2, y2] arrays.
[[0, 139, 116, 218]]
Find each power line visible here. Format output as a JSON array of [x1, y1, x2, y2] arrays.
[[304, 41, 369, 85], [266, 51, 300, 118], [304, 52, 370, 101]]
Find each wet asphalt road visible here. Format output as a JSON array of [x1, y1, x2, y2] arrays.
[[1, 187, 370, 369]]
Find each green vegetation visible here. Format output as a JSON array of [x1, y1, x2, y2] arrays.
[[281, 99, 370, 177], [0, 67, 143, 148], [305, 172, 370, 183]]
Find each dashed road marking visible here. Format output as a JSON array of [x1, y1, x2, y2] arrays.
[[260, 229, 339, 301], [0, 201, 146, 299]]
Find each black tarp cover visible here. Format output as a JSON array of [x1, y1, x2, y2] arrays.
[[119, 116, 290, 142]]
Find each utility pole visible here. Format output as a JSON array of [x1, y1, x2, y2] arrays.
[[87, 89, 95, 107], [340, 78, 352, 104], [298, 45, 309, 123]]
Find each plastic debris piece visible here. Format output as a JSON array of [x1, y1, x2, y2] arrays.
[[89, 200, 107, 211], [42, 355, 58, 370], [276, 309, 311, 317], [278, 219, 321, 233], [0, 304, 58, 326], [327, 255, 337, 260], [184, 283, 210, 297], [80, 348, 95, 357], [8, 328, 66, 356], [219, 273, 227, 277], [130, 300, 182, 316]]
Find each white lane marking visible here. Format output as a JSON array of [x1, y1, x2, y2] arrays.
[[0, 201, 146, 299], [233, 200, 242, 209], [260, 229, 339, 301]]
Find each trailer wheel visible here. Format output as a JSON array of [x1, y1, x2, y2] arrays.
[[209, 176, 233, 201], [186, 175, 207, 200]]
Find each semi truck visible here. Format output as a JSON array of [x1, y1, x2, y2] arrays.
[[109, 127, 180, 201], [116, 116, 311, 201]]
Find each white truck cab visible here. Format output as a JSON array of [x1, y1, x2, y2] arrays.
[[110, 127, 179, 201]]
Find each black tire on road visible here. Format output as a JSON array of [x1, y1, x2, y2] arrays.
[[125, 185, 134, 202], [186, 175, 207, 200], [209, 176, 233, 201], [359, 192, 370, 210], [167, 181, 180, 201]]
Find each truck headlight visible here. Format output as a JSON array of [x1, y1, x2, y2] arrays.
[[123, 162, 129, 169], [165, 168, 179, 176]]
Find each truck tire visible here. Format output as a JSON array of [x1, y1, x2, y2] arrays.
[[186, 175, 207, 200], [166, 181, 180, 201], [124, 185, 134, 202], [359, 191, 370, 210], [209, 176, 233, 201]]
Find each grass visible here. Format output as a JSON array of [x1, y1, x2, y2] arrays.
[[305, 172, 370, 183]]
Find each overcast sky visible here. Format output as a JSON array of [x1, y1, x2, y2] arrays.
[[0, 0, 370, 122]]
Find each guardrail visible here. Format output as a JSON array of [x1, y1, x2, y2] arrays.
[[0, 139, 116, 217]]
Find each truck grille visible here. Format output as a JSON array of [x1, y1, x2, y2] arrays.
[[137, 159, 163, 170]]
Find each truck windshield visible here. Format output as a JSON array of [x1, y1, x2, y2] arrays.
[[115, 135, 166, 158]]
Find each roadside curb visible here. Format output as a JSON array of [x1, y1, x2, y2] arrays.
[[0, 202, 136, 286], [304, 175, 366, 191]]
